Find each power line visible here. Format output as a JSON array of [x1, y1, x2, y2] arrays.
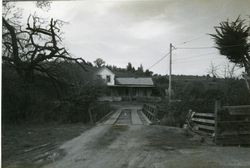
[[175, 35, 207, 46], [173, 57, 226, 64], [148, 51, 170, 70], [176, 46, 214, 49], [176, 44, 245, 50], [148, 42, 244, 72], [173, 51, 218, 62]]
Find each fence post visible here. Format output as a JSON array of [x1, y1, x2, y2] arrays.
[[155, 105, 158, 123], [214, 100, 221, 144], [88, 106, 94, 124]]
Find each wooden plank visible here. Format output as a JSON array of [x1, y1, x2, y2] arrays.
[[215, 103, 250, 145], [224, 105, 250, 109], [228, 109, 250, 115], [142, 109, 156, 117], [138, 110, 152, 125], [223, 105, 250, 115], [196, 124, 215, 131], [194, 113, 214, 118], [145, 104, 157, 109], [191, 118, 215, 124], [218, 121, 250, 124]]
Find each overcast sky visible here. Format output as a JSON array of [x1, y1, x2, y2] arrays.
[[14, 0, 250, 76]]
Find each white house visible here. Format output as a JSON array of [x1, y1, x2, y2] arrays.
[[96, 67, 115, 86], [96, 67, 154, 99]]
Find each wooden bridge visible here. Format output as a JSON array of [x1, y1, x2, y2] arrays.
[[102, 104, 158, 126]]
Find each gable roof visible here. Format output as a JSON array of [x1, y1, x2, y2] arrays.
[[115, 77, 154, 86], [96, 67, 115, 75], [113, 71, 138, 77]]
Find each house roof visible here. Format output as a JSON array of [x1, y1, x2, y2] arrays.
[[115, 77, 154, 86], [95, 66, 114, 75], [113, 71, 138, 77]]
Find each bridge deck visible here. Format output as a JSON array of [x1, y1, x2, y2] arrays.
[[103, 107, 150, 125]]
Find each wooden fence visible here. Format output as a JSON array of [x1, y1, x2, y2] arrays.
[[187, 111, 215, 135], [215, 104, 250, 145], [142, 104, 159, 124], [187, 101, 250, 145]]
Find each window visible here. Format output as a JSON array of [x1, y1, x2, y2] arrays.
[[106, 75, 111, 82]]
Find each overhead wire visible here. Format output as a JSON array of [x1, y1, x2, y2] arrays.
[[176, 44, 245, 50], [148, 51, 171, 70], [147, 42, 244, 70], [173, 57, 226, 64], [175, 35, 207, 46], [173, 51, 218, 62]]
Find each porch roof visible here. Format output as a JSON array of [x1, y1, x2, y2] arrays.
[[115, 77, 154, 87], [109, 85, 154, 88]]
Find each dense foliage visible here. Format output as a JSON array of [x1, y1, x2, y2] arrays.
[[2, 4, 111, 124], [2, 62, 109, 124], [156, 77, 250, 126], [210, 17, 250, 92]]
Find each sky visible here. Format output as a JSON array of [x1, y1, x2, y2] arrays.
[[12, 0, 250, 76]]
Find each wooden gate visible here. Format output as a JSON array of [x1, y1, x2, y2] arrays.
[[187, 101, 250, 145], [215, 104, 250, 145]]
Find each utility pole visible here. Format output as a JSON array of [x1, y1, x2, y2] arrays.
[[169, 43, 173, 104]]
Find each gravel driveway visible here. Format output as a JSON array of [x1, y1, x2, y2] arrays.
[[44, 106, 250, 168]]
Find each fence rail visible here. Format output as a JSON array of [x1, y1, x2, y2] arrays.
[[187, 110, 215, 135], [187, 101, 250, 145], [142, 104, 159, 124], [215, 104, 250, 145]]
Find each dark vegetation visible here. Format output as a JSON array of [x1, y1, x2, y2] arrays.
[[2, 62, 111, 124], [2, 4, 111, 124], [154, 75, 250, 127], [90, 59, 154, 77]]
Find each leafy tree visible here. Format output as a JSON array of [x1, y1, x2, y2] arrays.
[[183, 81, 205, 100], [145, 69, 153, 76], [86, 61, 93, 67], [94, 58, 105, 67], [53, 62, 107, 123], [126, 62, 132, 71], [137, 64, 144, 73], [126, 62, 135, 72], [210, 17, 250, 91]]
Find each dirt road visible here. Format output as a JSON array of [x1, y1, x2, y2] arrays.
[[44, 106, 250, 168]]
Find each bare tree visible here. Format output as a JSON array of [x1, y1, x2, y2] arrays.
[[2, 14, 86, 83], [221, 63, 239, 79], [207, 62, 220, 78]]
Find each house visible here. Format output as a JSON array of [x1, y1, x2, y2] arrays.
[[96, 67, 154, 100]]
